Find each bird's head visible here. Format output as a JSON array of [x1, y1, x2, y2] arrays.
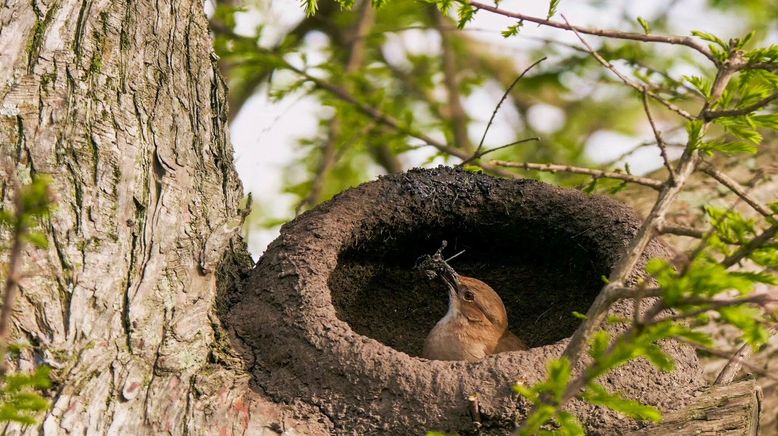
[[438, 268, 509, 330]]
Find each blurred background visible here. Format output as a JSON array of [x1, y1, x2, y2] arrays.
[[205, 0, 777, 256]]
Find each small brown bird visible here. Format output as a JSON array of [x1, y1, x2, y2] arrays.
[[421, 254, 526, 361]]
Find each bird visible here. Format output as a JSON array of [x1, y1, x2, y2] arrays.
[[421, 257, 527, 361]]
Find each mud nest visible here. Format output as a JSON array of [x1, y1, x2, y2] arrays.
[[227, 167, 704, 434]]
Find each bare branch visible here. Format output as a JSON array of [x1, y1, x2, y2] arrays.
[[656, 223, 705, 239], [642, 91, 677, 183], [465, 137, 540, 162], [490, 160, 665, 189], [715, 328, 776, 385], [714, 342, 753, 386], [466, 57, 547, 163], [466, 0, 717, 62], [698, 160, 775, 219], [561, 15, 695, 121], [689, 341, 778, 382]]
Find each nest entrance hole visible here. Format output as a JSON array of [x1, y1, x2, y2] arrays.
[[329, 220, 609, 357]]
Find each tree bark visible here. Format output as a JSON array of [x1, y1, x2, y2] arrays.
[[0, 1, 326, 433]]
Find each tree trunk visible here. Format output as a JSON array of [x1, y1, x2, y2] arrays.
[[0, 1, 326, 433]]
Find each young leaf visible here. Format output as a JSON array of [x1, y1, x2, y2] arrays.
[[582, 383, 662, 422], [636, 17, 650, 34], [547, 0, 561, 20]]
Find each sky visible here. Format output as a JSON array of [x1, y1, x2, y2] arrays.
[[210, 0, 770, 256]]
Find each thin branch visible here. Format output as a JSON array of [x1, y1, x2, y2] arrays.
[[465, 57, 547, 163], [490, 160, 665, 189], [0, 167, 24, 376], [466, 0, 717, 63], [656, 223, 705, 239], [715, 327, 777, 385], [722, 223, 778, 267], [560, 45, 745, 375], [272, 60, 516, 177], [698, 160, 775, 219], [714, 342, 753, 385], [605, 286, 663, 302], [702, 90, 778, 120], [465, 137, 540, 162], [690, 341, 778, 382], [641, 91, 677, 183], [561, 15, 695, 121]]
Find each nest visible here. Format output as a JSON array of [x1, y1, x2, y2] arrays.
[[226, 167, 704, 434]]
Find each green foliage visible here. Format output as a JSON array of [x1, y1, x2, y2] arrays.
[[546, 0, 561, 20], [581, 383, 661, 422], [636, 17, 651, 34], [501, 21, 524, 38], [0, 366, 51, 425], [0, 175, 54, 425], [514, 358, 585, 435]]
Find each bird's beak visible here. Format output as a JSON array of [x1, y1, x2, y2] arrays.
[[438, 264, 461, 297]]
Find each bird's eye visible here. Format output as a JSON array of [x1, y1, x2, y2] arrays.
[[463, 290, 475, 301]]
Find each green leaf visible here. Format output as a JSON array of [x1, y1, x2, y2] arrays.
[[456, 3, 477, 29], [518, 405, 556, 436], [557, 411, 585, 435], [636, 17, 650, 34], [571, 311, 588, 320], [691, 30, 728, 49], [683, 75, 711, 98], [547, 0, 561, 20], [301, 0, 318, 16], [715, 116, 763, 144], [24, 232, 48, 249], [589, 330, 610, 360], [686, 120, 704, 150], [698, 140, 757, 156], [643, 344, 675, 371], [501, 21, 524, 38], [582, 383, 662, 422]]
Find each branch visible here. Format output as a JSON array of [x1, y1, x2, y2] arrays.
[[466, 0, 717, 63], [702, 90, 778, 120], [715, 328, 776, 385], [0, 168, 25, 376], [698, 160, 775, 219], [722, 223, 778, 267], [641, 91, 677, 183], [561, 46, 746, 374], [465, 57, 546, 163], [490, 160, 665, 189], [561, 15, 695, 121], [272, 60, 516, 177], [656, 223, 705, 239]]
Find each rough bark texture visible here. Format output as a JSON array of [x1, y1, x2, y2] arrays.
[[638, 379, 761, 435], [0, 1, 327, 434], [227, 167, 705, 434]]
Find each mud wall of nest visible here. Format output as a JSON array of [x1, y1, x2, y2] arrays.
[[226, 167, 704, 434]]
